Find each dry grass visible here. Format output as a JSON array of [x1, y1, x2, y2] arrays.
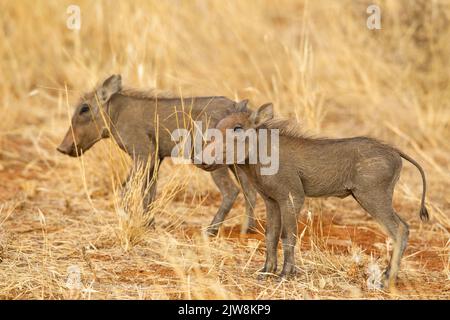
[[0, 0, 449, 299]]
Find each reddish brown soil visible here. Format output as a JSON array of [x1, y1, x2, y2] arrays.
[[182, 214, 447, 272]]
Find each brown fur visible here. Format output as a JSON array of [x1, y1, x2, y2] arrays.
[[199, 101, 429, 290], [57, 75, 257, 235]]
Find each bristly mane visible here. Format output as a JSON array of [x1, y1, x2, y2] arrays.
[[261, 118, 308, 139], [82, 86, 175, 101], [118, 87, 176, 99], [262, 116, 390, 147]]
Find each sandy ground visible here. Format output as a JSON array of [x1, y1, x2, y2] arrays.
[[0, 134, 448, 299]]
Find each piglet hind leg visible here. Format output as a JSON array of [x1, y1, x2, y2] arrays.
[[352, 189, 409, 292]]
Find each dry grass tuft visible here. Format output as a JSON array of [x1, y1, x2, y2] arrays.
[[114, 163, 156, 251]]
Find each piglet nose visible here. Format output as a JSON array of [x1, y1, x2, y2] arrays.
[[56, 145, 69, 154], [57, 143, 74, 155]]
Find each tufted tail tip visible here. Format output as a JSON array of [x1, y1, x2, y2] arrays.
[[420, 206, 429, 222]]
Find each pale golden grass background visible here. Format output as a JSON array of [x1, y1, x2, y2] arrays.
[[0, 0, 449, 299]]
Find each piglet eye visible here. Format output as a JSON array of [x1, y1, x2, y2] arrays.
[[79, 104, 90, 115], [233, 125, 243, 132]]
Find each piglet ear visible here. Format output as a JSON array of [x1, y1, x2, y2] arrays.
[[250, 103, 273, 127], [96, 74, 122, 104], [235, 99, 249, 112]]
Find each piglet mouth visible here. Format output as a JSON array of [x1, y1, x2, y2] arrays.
[[57, 137, 102, 158], [56, 145, 83, 157]]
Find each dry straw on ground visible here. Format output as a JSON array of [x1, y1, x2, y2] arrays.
[[0, 0, 449, 299]]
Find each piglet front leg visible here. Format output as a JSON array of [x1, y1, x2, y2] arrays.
[[279, 193, 304, 278], [258, 197, 282, 279]]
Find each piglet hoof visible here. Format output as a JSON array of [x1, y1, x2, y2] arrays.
[[381, 269, 400, 294], [257, 266, 277, 281], [383, 279, 399, 295], [206, 226, 219, 237], [279, 266, 297, 280], [278, 272, 297, 282], [384, 279, 400, 295]]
